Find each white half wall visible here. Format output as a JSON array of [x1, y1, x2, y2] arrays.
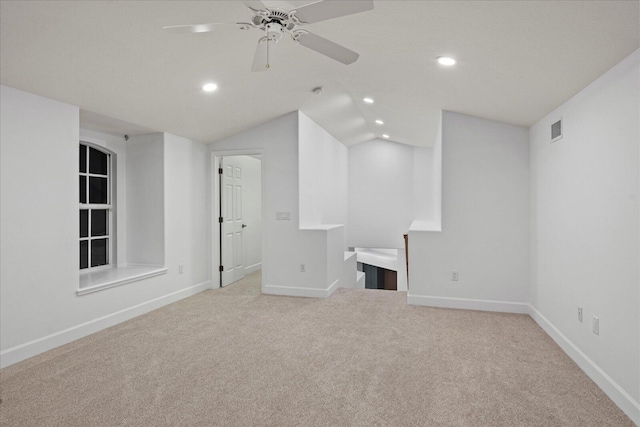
[[0, 86, 211, 367], [408, 111, 529, 306], [529, 49, 639, 421]]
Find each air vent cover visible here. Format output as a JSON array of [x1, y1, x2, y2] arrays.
[[551, 118, 563, 142]]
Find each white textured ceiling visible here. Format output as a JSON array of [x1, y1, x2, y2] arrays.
[[1, 1, 638, 147]]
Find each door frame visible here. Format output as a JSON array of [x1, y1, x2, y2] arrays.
[[211, 149, 264, 289]]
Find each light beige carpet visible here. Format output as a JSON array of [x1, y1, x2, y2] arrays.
[[0, 271, 633, 426]]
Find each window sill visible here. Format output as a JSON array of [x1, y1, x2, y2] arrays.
[[77, 265, 168, 296]]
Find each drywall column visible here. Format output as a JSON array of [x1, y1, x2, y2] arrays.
[[408, 111, 529, 311], [164, 133, 210, 286], [298, 112, 348, 228]]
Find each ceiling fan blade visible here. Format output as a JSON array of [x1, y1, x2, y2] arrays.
[[162, 22, 235, 34], [293, 0, 373, 24], [251, 38, 270, 72], [296, 32, 359, 65], [243, 1, 268, 11]]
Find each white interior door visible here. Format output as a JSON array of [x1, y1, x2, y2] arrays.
[[221, 157, 246, 286]]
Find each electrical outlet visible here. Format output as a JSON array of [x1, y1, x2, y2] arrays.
[[276, 212, 291, 220], [451, 270, 459, 281], [577, 306, 583, 323], [592, 316, 599, 335], [300, 264, 306, 273], [179, 264, 184, 274]]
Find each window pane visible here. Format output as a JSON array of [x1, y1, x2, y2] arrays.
[[89, 177, 108, 204], [91, 209, 108, 236], [91, 238, 108, 267], [80, 210, 89, 238], [79, 175, 86, 204], [80, 145, 87, 173], [89, 147, 108, 175], [80, 241, 88, 269]]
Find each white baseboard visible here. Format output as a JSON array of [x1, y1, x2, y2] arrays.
[[528, 305, 640, 425], [406, 294, 529, 314], [0, 281, 212, 369], [244, 262, 262, 275], [263, 279, 340, 299]]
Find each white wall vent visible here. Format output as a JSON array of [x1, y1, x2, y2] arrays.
[[551, 118, 563, 142]]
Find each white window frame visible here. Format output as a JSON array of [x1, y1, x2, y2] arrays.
[[79, 142, 114, 272]]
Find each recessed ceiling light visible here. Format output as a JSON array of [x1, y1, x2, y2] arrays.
[[363, 97, 374, 104], [437, 56, 456, 66], [202, 83, 218, 92], [382, 134, 390, 139], [375, 119, 384, 125]]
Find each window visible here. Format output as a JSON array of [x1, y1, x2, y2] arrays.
[[79, 143, 112, 270]]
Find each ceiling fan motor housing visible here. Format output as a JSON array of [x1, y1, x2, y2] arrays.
[[251, 8, 301, 33]]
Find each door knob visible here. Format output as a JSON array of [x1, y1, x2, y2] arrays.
[[242, 224, 247, 228]]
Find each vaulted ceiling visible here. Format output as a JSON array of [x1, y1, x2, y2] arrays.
[[1, 1, 638, 147]]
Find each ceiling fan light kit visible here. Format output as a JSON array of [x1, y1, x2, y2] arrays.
[[163, 1, 374, 71]]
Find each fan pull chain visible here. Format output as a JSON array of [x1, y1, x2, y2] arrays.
[[265, 25, 270, 69]]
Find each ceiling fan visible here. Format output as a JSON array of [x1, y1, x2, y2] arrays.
[[163, 0, 374, 71]]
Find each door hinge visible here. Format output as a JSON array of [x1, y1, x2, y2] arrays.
[[218, 167, 223, 175], [219, 265, 224, 272], [218, 217, 223, 223]]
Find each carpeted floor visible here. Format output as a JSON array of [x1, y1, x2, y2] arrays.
[[0, 271, 633, 426]]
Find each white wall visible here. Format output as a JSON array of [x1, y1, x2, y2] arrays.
[[529, 49, 639, 418], [298, 112, 348, 228], [348, 138, 434, 249], [431, 114, 443, 228], [409, 112, 530, 309], [413, 110, 442, 229], [164, 133, 210, 286], [1, 85, 79, 350], [0, 86, 211, 366], [127, 133, 165, 266], [412, 147, 433, 222]]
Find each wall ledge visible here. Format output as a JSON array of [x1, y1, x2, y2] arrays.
[[406, 294, 529, 314], [299, 224, 344, 231], [1, 280, 211, 369], [409, 220, 441, 232], [78, 265, 168, 295], [263, 279, 340, 299]]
